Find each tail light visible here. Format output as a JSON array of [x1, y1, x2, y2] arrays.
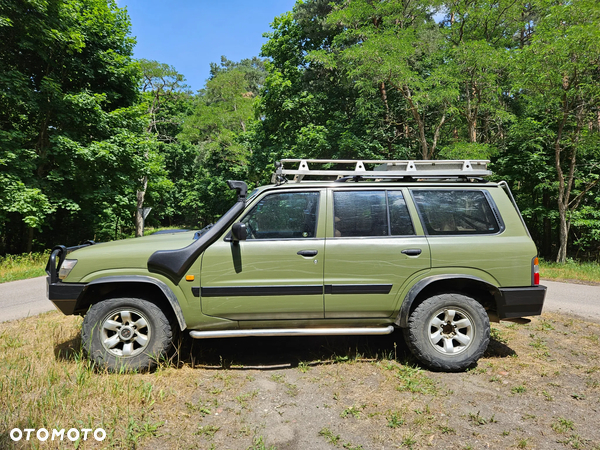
[[533, 257, 540, 285]]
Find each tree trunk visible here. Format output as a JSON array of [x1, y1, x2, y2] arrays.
[[135, 175, 148, 237], [555, 95, 584, 263], [542, 190, 552, 259], [402, 86, 429, 159], [465, 81, 478, 143], [556, 200, 569, 263], [379, 81, 390, 124], [26, 226, 33, 253]]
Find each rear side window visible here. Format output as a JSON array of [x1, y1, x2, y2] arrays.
[[412, 190, 501, 235], [333, 191, 415, 237], [242, 191, 319, 239]]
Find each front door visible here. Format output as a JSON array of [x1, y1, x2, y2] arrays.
[[200, 189, 326, 320], [324, 189, 430, 318]]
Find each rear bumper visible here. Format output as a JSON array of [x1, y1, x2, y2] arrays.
[[496, 285, 547, 319], [46, 277, 85, 315]]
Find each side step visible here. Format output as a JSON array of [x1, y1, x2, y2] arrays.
[[189, 326, 395, 339]]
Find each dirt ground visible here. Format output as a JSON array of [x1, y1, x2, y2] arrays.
[[2, 311, 600, 450], [146, 312, 600, 450]]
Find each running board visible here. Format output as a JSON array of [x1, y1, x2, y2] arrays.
[[189, 325, 395, 339]]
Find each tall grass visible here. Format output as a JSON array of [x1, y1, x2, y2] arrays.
[[539, 259, 600, 283], [0, 251, 49, 284]]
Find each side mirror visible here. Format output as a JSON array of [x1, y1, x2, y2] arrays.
[[231, 222, 248, 242]]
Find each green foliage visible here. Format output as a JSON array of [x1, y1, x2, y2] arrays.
[[0, 0, 145, 253], [251, 0, 600, 260], [1, 0, 599, 261], [177, 63, 262, 226]]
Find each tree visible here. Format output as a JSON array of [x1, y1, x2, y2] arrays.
[[135, 59, 189, 237], [209, 55, 267, 96], [255, 0, 397, 177], [311, 0, 456, 159], [0, 0, 145, 252], [178, 64, 260, 225], [511, 0, 600, 262]]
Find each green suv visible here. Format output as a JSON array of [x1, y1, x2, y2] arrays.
[[46, 159, 546, 372]]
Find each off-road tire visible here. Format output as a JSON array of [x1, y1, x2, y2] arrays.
[[82, 297, 173, 372], [403, 293, 490, 371]]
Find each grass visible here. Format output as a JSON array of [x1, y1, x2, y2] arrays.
[[0, 251, 49, 283], [1, 311, 600, 449], [539, 259, 600, 283]]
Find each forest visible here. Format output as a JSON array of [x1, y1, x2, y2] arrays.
[[0, 0, 599, 263]]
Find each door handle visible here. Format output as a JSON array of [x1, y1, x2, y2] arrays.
[[297, 250, 318, 257], [401, 249, 422, 256]]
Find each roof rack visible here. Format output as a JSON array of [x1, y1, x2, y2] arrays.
[[272, 159, 491, 184]]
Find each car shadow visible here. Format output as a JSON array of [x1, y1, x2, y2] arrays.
[[484, 337, 517, 358], [51, 329, 516, 370], [54, 334, 82, 361], [173, 330, 412, 370]]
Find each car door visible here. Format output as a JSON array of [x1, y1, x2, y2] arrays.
[[324, 188, 431, 318], [200, 189, 326, 320]]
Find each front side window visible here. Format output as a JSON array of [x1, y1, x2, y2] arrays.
[[241, 192, 319, 240], [412, 190, 501, 235], [333, 191, 415, 237]]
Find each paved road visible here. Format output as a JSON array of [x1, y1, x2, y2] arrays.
[[0, 276, 55, 322], [0, 277, 598, 323], [542, 279, 600, 322]]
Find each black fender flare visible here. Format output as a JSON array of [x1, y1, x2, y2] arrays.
[[395, 274, 500, 328], [79, 275, 187, 330]]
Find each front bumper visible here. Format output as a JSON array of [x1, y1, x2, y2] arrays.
[[45, 242, 94, 315], [496, 285, 547, 319], [46, 277, 86, 315]]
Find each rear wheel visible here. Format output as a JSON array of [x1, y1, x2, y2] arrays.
[[82, 297, 173, 372], [403, 293, 490, 371]]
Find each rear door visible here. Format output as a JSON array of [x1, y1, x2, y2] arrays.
[[323, 188, 430, 318], [200, 189, 326, 320]]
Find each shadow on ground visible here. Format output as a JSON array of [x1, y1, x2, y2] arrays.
[[169, 331, 517, 370], [484, 336, 517, 358], [52, 329, 516, 371], [54, 334, 82, 361]]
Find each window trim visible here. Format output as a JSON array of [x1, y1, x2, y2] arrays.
[[331, 189, 416, 238], [409, 188, 505, 237]]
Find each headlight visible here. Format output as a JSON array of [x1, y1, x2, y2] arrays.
[[58, 259, 78, 280]]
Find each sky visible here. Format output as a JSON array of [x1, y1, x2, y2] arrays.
[[118, 0, 298, 92]]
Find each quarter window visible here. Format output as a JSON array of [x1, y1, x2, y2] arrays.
[[388, 191, 414, 236], [333, 191, 415, 237], [241, 192, 319, 239], [412, 190, 500, 235]]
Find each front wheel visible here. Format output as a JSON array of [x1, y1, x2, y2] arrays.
[[403, 293, 490, 371], [82, 297, 174, 372]]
